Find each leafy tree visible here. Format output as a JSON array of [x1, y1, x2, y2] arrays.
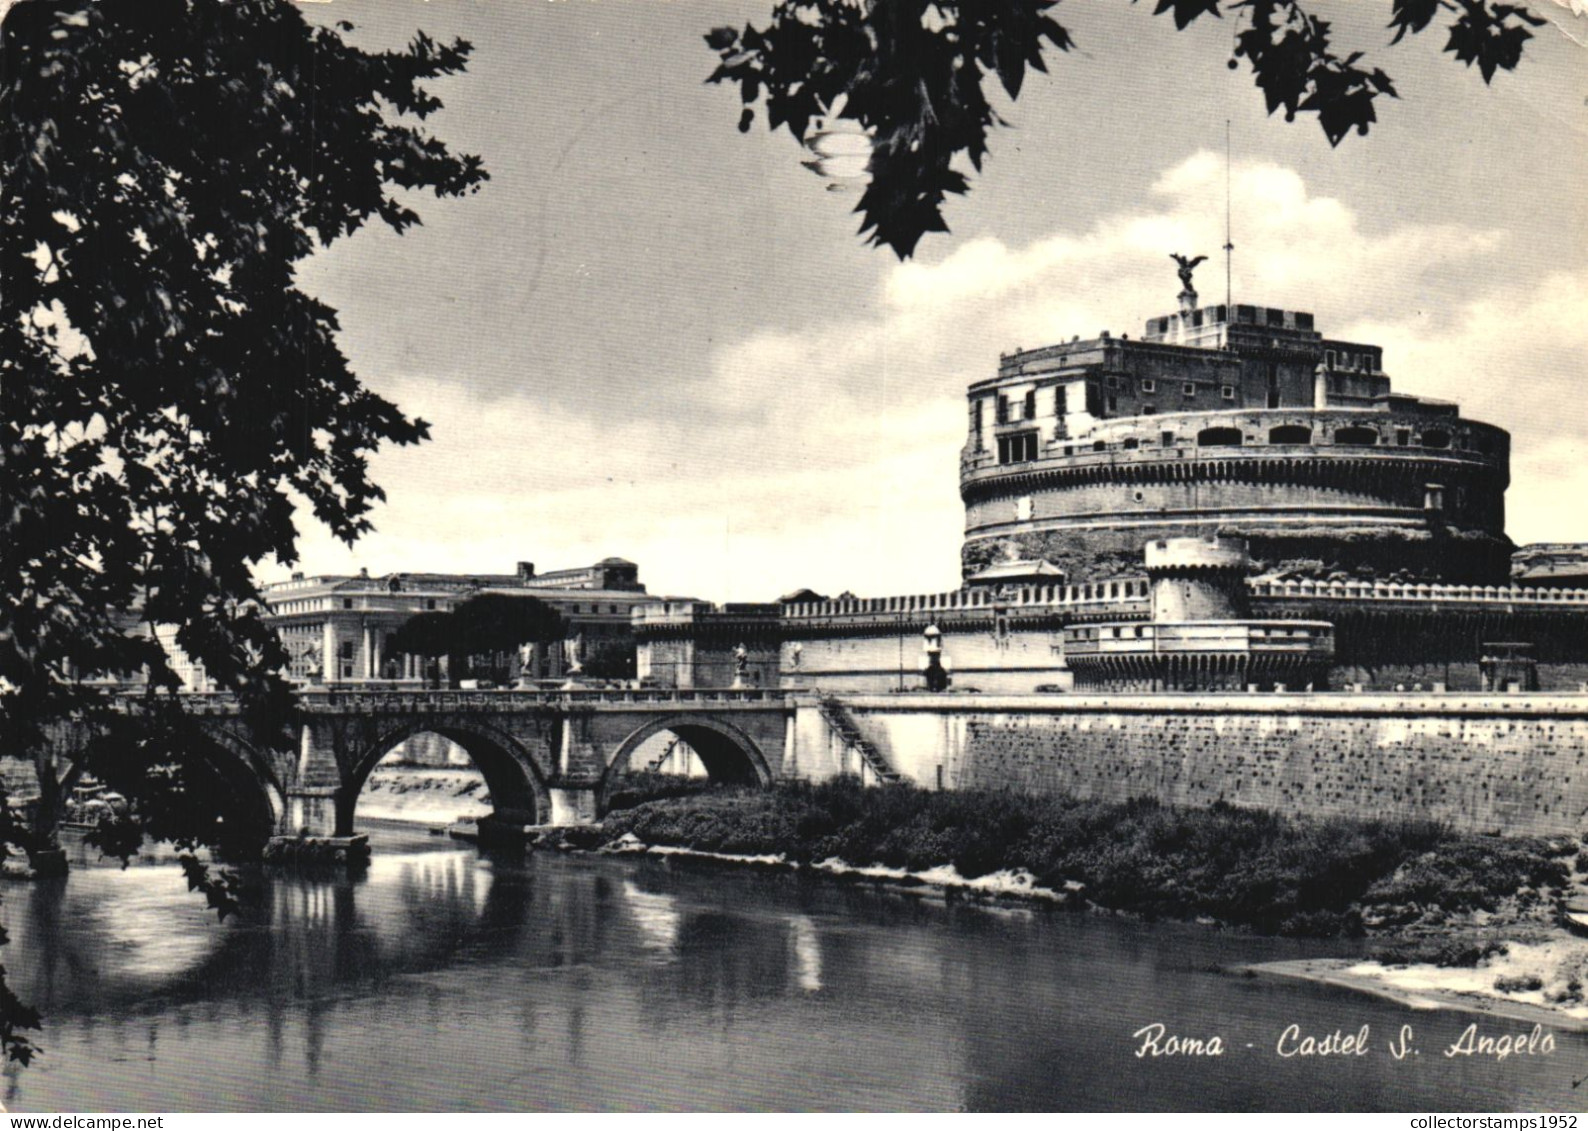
[[387, 595, 567, 684], [581, 640, 638, 681], [707, 0, 1547, 257], [0, 0, 485, 1064]]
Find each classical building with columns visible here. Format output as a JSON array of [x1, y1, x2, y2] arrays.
[[260, 558, 654, 686]]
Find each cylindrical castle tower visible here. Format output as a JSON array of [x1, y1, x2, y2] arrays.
[[1063, 535, 1335, 692], [959, 303, 1512, 584], [1145, 536, 1250, 622]]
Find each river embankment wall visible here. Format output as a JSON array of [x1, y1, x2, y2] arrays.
[[789, 693, 1588, 836]]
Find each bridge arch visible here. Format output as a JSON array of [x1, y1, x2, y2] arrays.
[[179, 726, 284, 853], [601, 713, 773, 806], [342, 717, 551, 833]]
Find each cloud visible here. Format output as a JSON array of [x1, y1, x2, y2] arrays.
[[276, 152, 1588, 599]]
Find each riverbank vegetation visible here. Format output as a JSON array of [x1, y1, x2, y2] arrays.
[[598, 778, 1577, 940]]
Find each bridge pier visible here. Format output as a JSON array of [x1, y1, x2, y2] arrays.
[[285, 787, 339, 837], [266, 784, 371, 868], [547, 786, 600, 826]]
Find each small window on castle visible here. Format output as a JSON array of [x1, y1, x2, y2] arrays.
[[1023, 389, 1036, 420], [1421, 430, 1451, 450], [997, 431, 1039, 464], [1140, 379, 1155, 393], [1106, 396, 1118, 413], [1142, 404, 1156, 416], [1182, 382, 1196, 397], [343, 598, 353, 609], [996, 395, 1009, 425], [571, 604, 581, 614], [1123, 438, 1139, 450], [971, 400, 984, 450], [1334, 426, 1379, 446], [1221, 385, 1236, 400], [1092, 440, 1107, 452], [1192, 310, 1204, 328], [426, 599, 437, 611], [1161, 430, 1175, 447], [1325, 349, 1336, 368], [1105, 375, 1119, 390], [610, 605, 619, 614], [1055, 387, 1067, 416], [1396, 429, 1410, 447]]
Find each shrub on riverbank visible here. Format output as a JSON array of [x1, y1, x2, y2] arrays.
[[605, 771, 721, 812], [601, 779, 1569, 938]]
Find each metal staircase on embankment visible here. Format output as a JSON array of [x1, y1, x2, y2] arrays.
[[816, 695, 901, 784]]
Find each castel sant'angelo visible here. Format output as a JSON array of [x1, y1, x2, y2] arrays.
[[960, 272, 1511, 586], [636, 260, 1588, 697]]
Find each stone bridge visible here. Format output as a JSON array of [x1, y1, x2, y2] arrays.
[[30, 688, 804, 857]]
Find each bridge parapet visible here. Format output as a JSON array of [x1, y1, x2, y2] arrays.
[[302, 687, 791, 712], [109, 687, 792, 716]]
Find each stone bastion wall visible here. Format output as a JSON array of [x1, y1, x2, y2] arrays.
[[807, 694, 1588, 837]]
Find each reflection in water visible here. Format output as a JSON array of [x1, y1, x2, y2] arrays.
[[3, 825, 1586, 1112], [788, 915, 822, 992], [619, 880, 680, 954]]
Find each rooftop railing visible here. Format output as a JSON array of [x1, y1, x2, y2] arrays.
[[1247, 579, 1588, 606], [783, 579, 1151, 620]]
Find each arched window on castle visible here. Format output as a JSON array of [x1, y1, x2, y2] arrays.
[[1269, 425, 1311, 445], [1334, 426, 1379, 446], [1197, 427, 1243, 447]]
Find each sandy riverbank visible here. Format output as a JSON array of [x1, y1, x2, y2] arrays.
[[358, 767, 491, 825], [1250, 937, 1588, 1032]]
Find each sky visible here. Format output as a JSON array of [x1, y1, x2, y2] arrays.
[[281, 0, 1588, 602]]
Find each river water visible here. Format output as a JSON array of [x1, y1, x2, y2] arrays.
[[4, 821, 1584, 1112]]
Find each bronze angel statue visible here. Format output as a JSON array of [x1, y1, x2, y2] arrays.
[[1170, 252, 1207, 294]]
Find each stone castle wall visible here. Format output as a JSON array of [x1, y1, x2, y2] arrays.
[[960, 409, 1512, 583], [821, 694, 1588, 836]]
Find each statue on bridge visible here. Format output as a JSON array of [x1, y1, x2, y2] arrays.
[[731, 642, 750, 689], [516, 641, 538, 689], [561, 632, 586, 688]]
